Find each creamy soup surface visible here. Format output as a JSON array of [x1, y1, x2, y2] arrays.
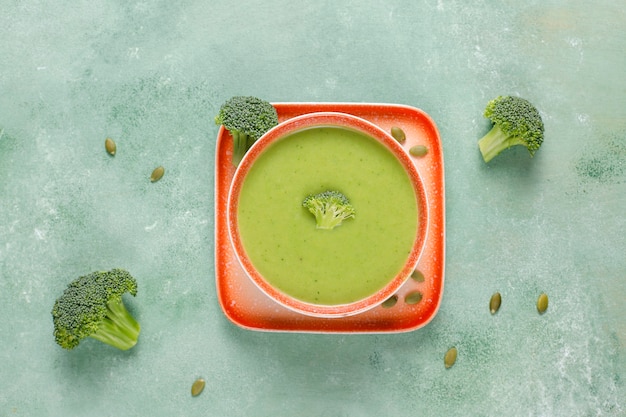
[[237, 126, 418, 305]]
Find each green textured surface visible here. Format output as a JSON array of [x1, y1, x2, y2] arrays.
[[1, 1, 624, 416]]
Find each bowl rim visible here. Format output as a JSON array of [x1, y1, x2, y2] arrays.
[[227, 111, 429, 318]]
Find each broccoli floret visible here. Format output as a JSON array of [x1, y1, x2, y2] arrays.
[[51, 269, 140, 351], [478, 95, 545, 163], [215, 96, 279, 166], [302, 190, 356, 230]]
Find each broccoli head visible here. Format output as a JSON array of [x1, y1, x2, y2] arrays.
[[215, 96, 279, 166], [302, 190, 356, 230], [51, 269, 140, 351], [478, 95, 545, 163]]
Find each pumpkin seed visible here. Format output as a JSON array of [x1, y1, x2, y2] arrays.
[[105, 137, 116, 156], [381, 295, 398, 308], [150, 166, 165, 182], [444, 347, 457, 369], [390, 126, 406, 143], [191, 378, 205, 397], [409, 145, 429, 157], [410, 269, 425, 282], [537, 293, 549, 314], [404, 290, 423, 305], [490, 292, 501, 314]]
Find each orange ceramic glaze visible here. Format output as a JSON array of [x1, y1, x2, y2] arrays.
[[215, 103, 445, 333]]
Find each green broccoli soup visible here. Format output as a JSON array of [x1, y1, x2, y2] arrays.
[[237, 126, 419, 305]]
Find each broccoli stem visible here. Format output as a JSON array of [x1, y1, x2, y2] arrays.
[[478, 125, 526, 163], [317, 209, 347, 230], [231, 131, 250, 167], [89, 297, 140, 351]]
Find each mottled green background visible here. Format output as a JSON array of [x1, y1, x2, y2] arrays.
[[1, 1, 624, 416]]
